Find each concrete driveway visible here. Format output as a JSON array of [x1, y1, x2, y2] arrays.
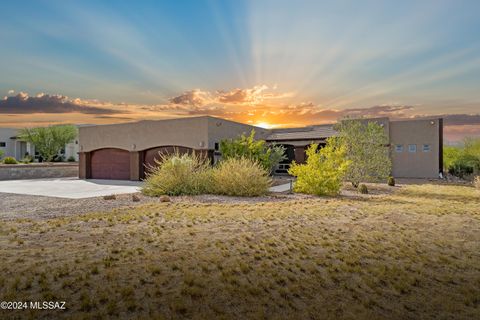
[[0, 177, 142, 199]]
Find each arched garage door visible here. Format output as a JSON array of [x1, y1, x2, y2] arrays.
[[143, 146, 192, 177], [91, 148, 130, 180]]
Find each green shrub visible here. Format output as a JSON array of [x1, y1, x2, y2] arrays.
[[211, 157, 271, 197], [444, 138, 480, 178], [358, 184, 368, 194], [3, 157, 17, 164], [387, 176, 395, 186], [0, 150, 4, 159], [288, 142, 350, 196], [67, 156, 76, 162], [220, 130, 286, 173], [142, 152, 212, 196]]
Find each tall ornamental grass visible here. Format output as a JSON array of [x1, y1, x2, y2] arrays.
[[142, 152, 212, 196], [142, 153, 271, 197], [211, 157, 271, 197]]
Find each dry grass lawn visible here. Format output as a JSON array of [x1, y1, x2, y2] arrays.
[[0, 184, 479, 319]]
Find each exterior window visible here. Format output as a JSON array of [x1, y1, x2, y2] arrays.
[[395, 144, 403, 153], [214, 142, 219, 151], [0, 142, 6, 147], [408, 144, 417, 153], [423, 144, 431, 152]]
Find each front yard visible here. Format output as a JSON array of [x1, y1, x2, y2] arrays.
[[0, 183, 479, 319]]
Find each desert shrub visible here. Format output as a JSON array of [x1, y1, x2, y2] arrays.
[[67, 156, 76, 162], [211, 157, 271, 197], [220, 130, 286, 173], [142, 152, 212, 196], [3, 157, 17, 164], [387, 176, 395, 186], [474, 176, 480, 189], [288, 142, 350, 196], [20, 155, 33, 163], [359, 184, 368, 194]]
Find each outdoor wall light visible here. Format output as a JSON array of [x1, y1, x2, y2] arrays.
[[430, 120, 435, 125], [132, 144, 136, 150], [199, 141, 205, 147]]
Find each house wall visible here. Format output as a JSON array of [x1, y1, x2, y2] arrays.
[[0, 128, 19, 159], [79, 117, 210, 153], [206, 117, 268, 150], [390, 119, 442, 178]]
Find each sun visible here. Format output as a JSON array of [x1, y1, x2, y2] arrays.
[[254, 122, 272, 129]]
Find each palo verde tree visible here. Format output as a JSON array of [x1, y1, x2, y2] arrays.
[[220, 129, 286, 173], [19, 125, 77, 162], [333, 119, 391, 187]]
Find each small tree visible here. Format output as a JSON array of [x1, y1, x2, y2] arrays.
[[334, 119, 391, 187], [288, 142, 350, 196], [19, 125, 77, 162], [220, 129, 286, 173]]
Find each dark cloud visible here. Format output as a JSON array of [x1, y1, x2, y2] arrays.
[[168, 90, 211, 106], [415, 113, 480, 126], [342, 105, 414, 118], [0, 93, 117, 114]]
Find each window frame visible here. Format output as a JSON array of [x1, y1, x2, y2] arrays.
[[395, 144, 403, 153], [422, 144, 431, 152], [408, 144, 417, 153]]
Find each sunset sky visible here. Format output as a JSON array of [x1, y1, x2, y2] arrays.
[[1, 0, 479, 141]]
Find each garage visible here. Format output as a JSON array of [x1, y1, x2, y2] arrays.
[[91, 148, 130, 180], [142, 146, 192, 177]]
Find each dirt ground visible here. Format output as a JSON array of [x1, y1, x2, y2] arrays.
[[0, 183, 479, 319]]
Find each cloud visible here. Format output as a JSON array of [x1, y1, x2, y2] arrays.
[[168, 89, 213, 106], [168, 85, 293, 108], [421, 114, 480, 126], [0, 92, 118, 114]]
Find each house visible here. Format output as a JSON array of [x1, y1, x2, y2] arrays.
[[0, 127, 80, 161], [78, 116, 443, 180]]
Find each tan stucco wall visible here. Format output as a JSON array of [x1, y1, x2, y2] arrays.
[[206, 117, 269, 149], [79, 116, 266, 153], [390, 119, 441, 178], [79, 117, 211, 152]]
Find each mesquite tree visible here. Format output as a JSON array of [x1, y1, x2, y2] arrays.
[[333, 119, 391, 187]]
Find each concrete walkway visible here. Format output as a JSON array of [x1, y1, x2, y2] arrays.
[[0, 177, 142, 199], [269, 182, 292, 193]]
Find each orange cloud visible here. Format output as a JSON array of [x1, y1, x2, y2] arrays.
[[1, 88, 479, 142]]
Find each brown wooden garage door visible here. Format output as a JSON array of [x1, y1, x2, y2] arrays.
[[143, 146, 192, 176], [91, 148, 130, 180]]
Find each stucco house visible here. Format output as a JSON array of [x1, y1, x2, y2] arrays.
[[78, 116, 443, 180], [0, 127, 80, 162]]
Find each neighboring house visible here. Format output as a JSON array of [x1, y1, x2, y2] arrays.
[[0, 127, 80, 161], [78, 116, 443, 180]]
